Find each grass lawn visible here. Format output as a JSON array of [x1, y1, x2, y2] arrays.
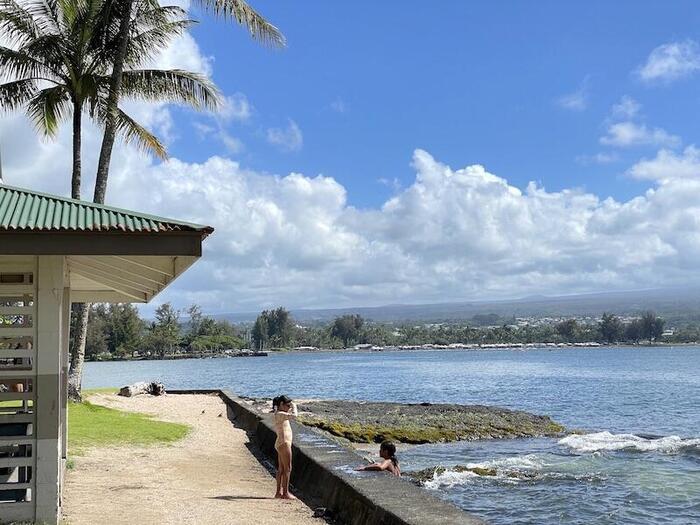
[[68, 400, 190, 453], [2, 388, 189, 452]]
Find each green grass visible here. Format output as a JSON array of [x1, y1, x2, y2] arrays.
[[68, 401, 190, 453]]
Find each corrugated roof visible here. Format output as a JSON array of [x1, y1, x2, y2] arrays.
[[0, 184, 213, 235]]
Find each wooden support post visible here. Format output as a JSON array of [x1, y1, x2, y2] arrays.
[[34, 256, 66, 525]]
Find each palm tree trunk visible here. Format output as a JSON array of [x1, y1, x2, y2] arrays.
[[94, 0, 134, 204], [67, 99, 89, 402], [68, 303, 89, 401], [71, 99, 82, 199]]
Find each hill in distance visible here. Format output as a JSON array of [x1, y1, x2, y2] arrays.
[[212, 287, 700, 325]]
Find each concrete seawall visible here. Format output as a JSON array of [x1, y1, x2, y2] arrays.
[[170, 389, 486, 525]]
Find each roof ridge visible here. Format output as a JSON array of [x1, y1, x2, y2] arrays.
[[0, 183, 212, 233]]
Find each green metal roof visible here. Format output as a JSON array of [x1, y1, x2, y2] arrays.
[[0, 184, 213, 235]]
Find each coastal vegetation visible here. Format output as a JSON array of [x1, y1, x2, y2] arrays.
[[78, 303, 685, 360], [76, 303, 244, 360]]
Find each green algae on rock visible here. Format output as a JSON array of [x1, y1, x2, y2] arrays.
[[294, 400, 565, 444]]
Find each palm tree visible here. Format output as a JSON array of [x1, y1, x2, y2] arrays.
[[0, 0, 219, 199], [94, 0, 285, 203], [0, 0, 221, 399]]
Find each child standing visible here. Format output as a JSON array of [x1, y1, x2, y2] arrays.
[[272, 395, 298, 499]]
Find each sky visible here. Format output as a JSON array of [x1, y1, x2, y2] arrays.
[[4, 1, 700, 314]]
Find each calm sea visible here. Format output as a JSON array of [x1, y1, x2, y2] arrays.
[[84, 346, 700, 524]]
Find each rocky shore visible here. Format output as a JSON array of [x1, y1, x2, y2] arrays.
[[247, 398, 565, 444]]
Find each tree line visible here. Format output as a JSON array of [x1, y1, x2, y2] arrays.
[[74, 303, 245, 361], [250, 309, 672, 349], [77, 306, 675, 359]]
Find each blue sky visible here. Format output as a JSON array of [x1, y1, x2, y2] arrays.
[[172, 0, 700, 206], [7, 0, 700, 312]]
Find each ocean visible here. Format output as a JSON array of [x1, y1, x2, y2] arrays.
[[84, 346, 700, 524]]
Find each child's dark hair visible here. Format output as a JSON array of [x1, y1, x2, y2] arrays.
[[272, 395, 293, 411], [380, 440, 399, 466]]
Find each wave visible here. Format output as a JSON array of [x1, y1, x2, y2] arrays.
[[420, 454, 606, 489], [559, 431, 700, 454]]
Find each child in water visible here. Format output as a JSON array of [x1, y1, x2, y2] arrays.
[[272, 395, 298, 499], [356, 440, 401, 476]]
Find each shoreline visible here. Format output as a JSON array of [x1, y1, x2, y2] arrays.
[[84, 342, 700, 363]]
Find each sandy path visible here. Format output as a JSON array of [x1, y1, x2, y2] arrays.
[[63, 393, 319, 525]]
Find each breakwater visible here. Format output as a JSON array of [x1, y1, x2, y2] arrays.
[[170, 389, 485, 525]]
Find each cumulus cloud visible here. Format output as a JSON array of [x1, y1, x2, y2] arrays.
[[7, 20, 700, 313], [627, 146, 700, 182], [638, 40, 700, 83], [8, 101, 700, 312], [266, 119, 303, 152], [600, 122, 680, 148]]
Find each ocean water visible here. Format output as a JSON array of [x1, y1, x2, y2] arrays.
[[84, 346, 700, 524]]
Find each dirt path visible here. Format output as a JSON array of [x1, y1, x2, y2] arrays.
[[63, 393, 319, 525]]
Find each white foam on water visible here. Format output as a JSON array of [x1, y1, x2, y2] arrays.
[[423, 454, 545, 489], [424, 469, 479, 490], [469, 454, 544, 471], [559, 431, 700, 454]]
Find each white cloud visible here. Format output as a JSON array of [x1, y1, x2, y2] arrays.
[[600, 122, 680, 148], [266, 119, 303, 152], [10, 108, 700, 312], [611, 96, 641, 119], [557, 79, 589, 111], [627, 146, 700, 182], [8, 21, 700, 313], [219, 93, 252, 122], [638, 40, 700, 83], [149, 32, 213, 77]]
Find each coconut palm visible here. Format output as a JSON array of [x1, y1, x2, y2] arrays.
[[0, 0, 220, 200], [0, 0, 221, 400], [94, 0, 285, 203]]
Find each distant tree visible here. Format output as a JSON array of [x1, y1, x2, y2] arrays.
[[84, 305, 109, 360], [187, 305, 204, 337], [556, 319, 579, 342], [267, 307, 294, 347], [625, 319, 642, 344], [251, 313, 269, 350], [108, 304, 144, 356], [599, 313, 623, 343], [640, 311, 665, 343], [330, 314, 364, 347], [145, 303, 181, 358]]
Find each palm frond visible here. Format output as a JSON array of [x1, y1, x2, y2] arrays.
[[26, 83, 70, 136], [113, 106, 167, 159], [0, 46, 56, 82], [24, 0, 61, 34], [124, 19, 194, 67], [0, 0, 44, 46], [117, 69, 220, 111], [0, 78, 37, 110], [193, 0, 285, 47]]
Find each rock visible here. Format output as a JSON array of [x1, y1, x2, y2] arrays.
[[290, 400, 565, 444], [118, 381, 165, 397]]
